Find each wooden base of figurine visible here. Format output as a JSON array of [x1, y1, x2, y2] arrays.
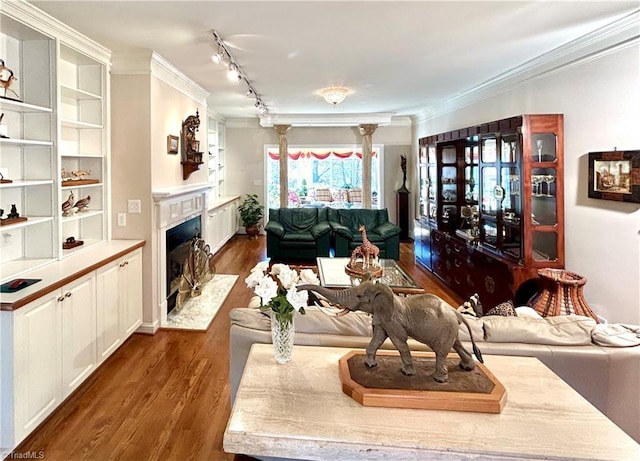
[[62, 179, 99, 187], [339, 351, 507, 414], [0, 217, 27, 226], [345, 261, 383, 279], [0, 178, 13, 183], [62, 239, 84, 250]]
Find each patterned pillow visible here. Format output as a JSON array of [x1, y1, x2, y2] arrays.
[[486, 300, 517, 317], [332, 189, 348, 202], [348, 188, 363, 203], [458, 293, 482, 317], [314, 188, 332, 202]]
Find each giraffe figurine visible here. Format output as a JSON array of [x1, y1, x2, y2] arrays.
[[357, 224, 379, 268]]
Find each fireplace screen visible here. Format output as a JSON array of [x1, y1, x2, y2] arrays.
[[166, 216, 202, 313]]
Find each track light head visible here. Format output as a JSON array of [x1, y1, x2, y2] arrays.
[[212, 51, 223, 64], [227, 64, 240, 82]]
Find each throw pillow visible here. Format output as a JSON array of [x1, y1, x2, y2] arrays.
[[591, 323, 640, 347], [315, 188, 332, 202], [485, 300, 517, 317], [348, 188, 363, 203], [482, 314, 596, 345], [457, 293, 482, 317]]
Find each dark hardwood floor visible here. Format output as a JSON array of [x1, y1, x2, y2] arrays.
[[11, 236, 461, 461]]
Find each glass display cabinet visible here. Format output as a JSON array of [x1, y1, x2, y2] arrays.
[[415, 115, 564, 310]]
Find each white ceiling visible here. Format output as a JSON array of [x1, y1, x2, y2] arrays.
[[32, 1, 640, 121]]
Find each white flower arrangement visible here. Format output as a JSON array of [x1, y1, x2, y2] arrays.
[[245, 262, 320, 324]]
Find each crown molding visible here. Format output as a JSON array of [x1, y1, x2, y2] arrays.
[[111, 50, 209, 104], [413, 9, 640, 125], [259, 113, 395, 128], [2, 0, 111, 63]]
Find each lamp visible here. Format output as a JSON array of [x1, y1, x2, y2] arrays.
[[212, 30, 268, 115], [321, 86, 350, 105]]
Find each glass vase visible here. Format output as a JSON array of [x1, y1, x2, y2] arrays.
[[270, 311, 295, 364]]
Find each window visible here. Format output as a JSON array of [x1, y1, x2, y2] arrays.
[[265, 146, 383, 209]]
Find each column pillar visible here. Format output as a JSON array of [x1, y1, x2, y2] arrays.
[[359, 124, 378, 209], [274, 124, 291, 208]]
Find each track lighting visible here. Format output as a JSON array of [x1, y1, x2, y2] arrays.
[[227, 64, 240, 82], [212, 30, 269, 115]]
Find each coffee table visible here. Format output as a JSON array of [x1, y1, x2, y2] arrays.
[[316, 257, 424, 295], [224, 344, 640, 461]]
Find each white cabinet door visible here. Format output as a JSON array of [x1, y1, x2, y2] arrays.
[[96, 260, 122, 364], [13, 292, 62, 444], [121, 249, 143, 337], [60, 274, 96, 397]]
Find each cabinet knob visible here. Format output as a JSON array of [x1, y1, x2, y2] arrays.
[[57, 296, 65, 302], [65, 292, 72, 298]]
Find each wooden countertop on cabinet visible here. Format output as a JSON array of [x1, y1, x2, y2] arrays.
[[1, 240, 146, 311]]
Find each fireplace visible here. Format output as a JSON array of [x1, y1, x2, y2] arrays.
[[165, 215, 201, 314]]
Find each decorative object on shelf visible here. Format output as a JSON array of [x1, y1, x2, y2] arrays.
[[529, 268, 600, 323], [245, 262, 316, 363], [62, 236, 84, 249], [61, 168, 98, 186], [175, 235, 216, 311], [167, 134, 179, 154], [0, 112, 8, 138], [0, 204, 27, 226], [73, 194, 91, 212], [0, 171, 12, 184], [180, 109, 204, 180], [346, 225, 382, 278], [61, 191, 75, 216], [0, 58, 20, 101], [588, 149, 640, 203], [298, 281, 484, 382], [238, 194, 264, 239]]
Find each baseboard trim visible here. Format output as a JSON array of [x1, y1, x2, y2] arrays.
[[137, 321, 159, 335]]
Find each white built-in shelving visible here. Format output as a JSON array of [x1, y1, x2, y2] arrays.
[[207, 114, 226, 199], [0, 1, 110, 282]]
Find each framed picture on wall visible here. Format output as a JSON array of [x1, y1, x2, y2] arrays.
[[588, 150, 640, 203], [167, 135, 179, 154]]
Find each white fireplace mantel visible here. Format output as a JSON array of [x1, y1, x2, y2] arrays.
[[153, 184, 211, 327]]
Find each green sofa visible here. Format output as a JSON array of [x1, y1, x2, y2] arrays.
[[265, 208, 332, 260], [328, 208, 401, 260]]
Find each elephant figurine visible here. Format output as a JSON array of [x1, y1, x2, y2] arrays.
[[297, 281, 483, 383]]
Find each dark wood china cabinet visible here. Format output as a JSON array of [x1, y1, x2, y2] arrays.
[[414, 115, 564, 311]]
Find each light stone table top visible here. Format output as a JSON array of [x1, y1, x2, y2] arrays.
[[224, 344, 640, 461]]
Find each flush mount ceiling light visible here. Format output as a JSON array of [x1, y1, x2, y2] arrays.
[[211, 30, 269, 116], [321, 86, 351, 105]]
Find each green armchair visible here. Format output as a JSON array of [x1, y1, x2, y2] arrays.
[[265, 208, 332, 261], [328, 208, 401, 260]]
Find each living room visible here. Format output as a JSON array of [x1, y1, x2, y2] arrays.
[[1, 1, 640, 460]]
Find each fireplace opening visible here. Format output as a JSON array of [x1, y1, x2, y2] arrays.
[[166, 216, 201, 314]]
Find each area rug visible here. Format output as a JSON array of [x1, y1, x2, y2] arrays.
[[165, 274, 238, 331]]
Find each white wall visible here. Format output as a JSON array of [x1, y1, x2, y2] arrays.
[[413, 43, 640, 324], [111, 53, 208, 331], [225, 121, 412, 225]]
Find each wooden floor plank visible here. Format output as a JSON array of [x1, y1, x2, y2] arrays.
[[10, 235, 460, 461]]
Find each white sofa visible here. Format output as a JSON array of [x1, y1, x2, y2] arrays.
[[230, 307, 640, 444]]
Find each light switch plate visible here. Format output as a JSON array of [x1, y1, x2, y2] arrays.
[[127, 199, 142, 213], [117, 213, 127, 226]]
